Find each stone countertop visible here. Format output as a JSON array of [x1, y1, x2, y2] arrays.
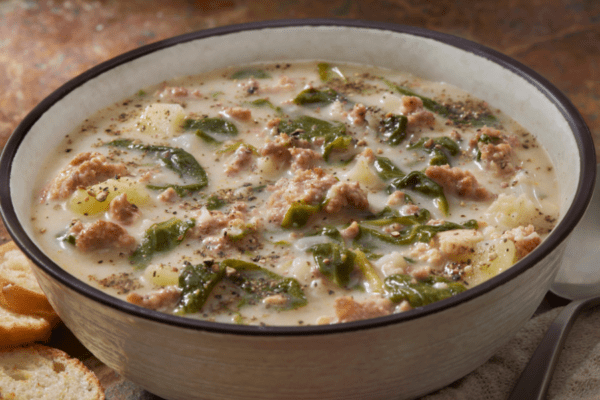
[[1, 1, 599, 398]]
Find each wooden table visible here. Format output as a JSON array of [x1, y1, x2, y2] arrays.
[[1, 0, 599, 397]]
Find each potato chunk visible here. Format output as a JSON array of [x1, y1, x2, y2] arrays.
[[137, 103, 185, 136], [69, 178, 151, 216]]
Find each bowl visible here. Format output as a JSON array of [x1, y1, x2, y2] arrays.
[[0, 19, 595, 400]]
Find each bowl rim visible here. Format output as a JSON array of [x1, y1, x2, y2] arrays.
[[0, 18, 596, 336]]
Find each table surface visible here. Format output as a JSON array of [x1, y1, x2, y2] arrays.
[[1, 0, 598, 398]]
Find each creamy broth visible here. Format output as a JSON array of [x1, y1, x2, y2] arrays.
[[32, 62, 559, 326]]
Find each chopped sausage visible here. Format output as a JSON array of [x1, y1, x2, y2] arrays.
[[323, 181, 369, 214], [501, 224, 541, 259], [340, 221, 360, 240], [399, 96, 435, 128], [401, 204, 421, 215], [261, 76, 296, 93], [157, 187, 179, 203], [260, 134, 292, 165], [358, 147, 377, 163], [222, 107, 252, 122], [69, 220, 136, 252], [289, 147, 321, 170], [349, 103, 367, 126], [266, 117, 281, 129], [191, 203, 259, 253], [126, 286, 181, 311], [425, 165, 495, 201], [265, 168, 338, 224], [44, 152, 128, 200], [157, 86, 188, 98], [192, 202, 249, 237], [409, 243, 444, 266], [470, 127, 519, 176], [450, 130, 462, 141], [408, 110, 436, 128], [260, 134, 312, 156], [386, 191, 406, 206], [410, 265, 433, 280], [225, 145, 255, 176], [108, 193, 141, 225], [479, 142, 515, 176], [400, 96, 423, 114], [382, 222, 404, 235], [335, 295, 394, 323]]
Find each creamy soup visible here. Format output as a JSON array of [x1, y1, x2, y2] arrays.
[[32, 61, 559, 326]]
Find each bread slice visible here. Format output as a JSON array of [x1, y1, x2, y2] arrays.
[[0, 344, 105, 399], [0, 241, 59, 348], [0, 241, 58, 321], [0, 306, 53, 348]]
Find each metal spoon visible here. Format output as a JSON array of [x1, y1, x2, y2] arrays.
[[508, 164, 600, 400]]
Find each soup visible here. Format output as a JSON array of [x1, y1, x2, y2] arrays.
[[32, 61, 559, 326]]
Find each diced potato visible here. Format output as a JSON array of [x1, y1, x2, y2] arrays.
[[464, 239, 517, 286], [345, 157, 385, 190], [145, 264, 180, 287], [437, 229, 483, 259], [375, 251, 408, 277], [256, 156, 280, 178], [68, 177, 151, 215], [484, 193, 557, 232], [137, 103, 185, 136], [288, 257, 312, 284]]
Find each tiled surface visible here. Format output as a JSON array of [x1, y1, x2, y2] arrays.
[[1, 1, 598, 397]]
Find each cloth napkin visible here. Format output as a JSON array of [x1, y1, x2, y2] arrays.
[[423, 306, 600, 400]]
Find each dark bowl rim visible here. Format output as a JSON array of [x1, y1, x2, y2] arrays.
[[0, 18, 596, 336]]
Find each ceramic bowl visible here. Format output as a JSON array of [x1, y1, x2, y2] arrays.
[[0, 20, 595, 400]]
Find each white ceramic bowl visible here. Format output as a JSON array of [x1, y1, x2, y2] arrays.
[[0, 20, 596, 400]]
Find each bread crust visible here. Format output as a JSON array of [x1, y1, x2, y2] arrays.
[[0, 306, 53, 347], [0, 241, 59, 348], [0, 241, 59, 321], [0, 344, 105, 399], [1, 284, 58, 320]]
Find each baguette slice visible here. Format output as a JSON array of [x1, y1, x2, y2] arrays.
[[0, 344, 105, 400], [0, 306, 53, 347], [0, 241, 58, 321]]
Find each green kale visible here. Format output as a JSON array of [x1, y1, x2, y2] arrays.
[[381, 114, 408, 146], [183, 117, 239, 144], [106, 139, 208, 196], [407, 136, 460, 166], [130, 218, 195, 268], [384, 274, 467, 307], [278, 115, 352, 161], [292, 88, 343, 108], [175, 261, 225, 314], [220, 259, 307, 311], [230, 69, 271, 80]]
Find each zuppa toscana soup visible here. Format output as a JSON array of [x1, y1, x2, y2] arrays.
[[32, 61, 559, 326]]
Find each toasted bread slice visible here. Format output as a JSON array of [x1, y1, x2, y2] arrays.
[[0, 241, 58, 321], [0, 306, 53, 347], [0, 344, 105, 400]]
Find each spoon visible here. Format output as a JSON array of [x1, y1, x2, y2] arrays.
[[508, 163, 600, 400]]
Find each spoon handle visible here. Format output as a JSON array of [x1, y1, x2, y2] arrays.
[[508, 297, 600, 400]]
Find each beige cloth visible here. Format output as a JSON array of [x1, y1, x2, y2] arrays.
[[423, 307, 600, 400]]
